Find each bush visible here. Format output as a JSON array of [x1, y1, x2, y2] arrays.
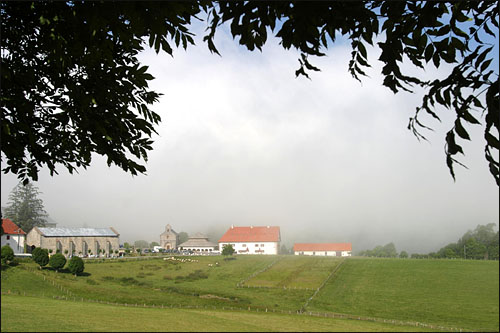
[[32, 248, 49, 269], [49, 253, 66, 272], [1, 245, 14, 263], [222, 244, 235, 256], [67, 256, 85, 276]]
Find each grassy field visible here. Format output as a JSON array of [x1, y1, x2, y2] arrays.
[[0, 294, 437, 332], [308, 258, 499, 332], [1, 255, 498, 332], [244, 256, 342, 289]]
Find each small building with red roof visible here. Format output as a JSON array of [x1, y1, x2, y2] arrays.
[[218, 225, 281, 255], [1, 218, 27, 254], [293, 243, 352, 257]]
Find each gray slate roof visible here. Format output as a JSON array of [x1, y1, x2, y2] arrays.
[[179, 235, 217, 248], [37, 227, 118, 237]]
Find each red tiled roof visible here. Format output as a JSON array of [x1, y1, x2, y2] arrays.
[[218, 226, 280, 243], [293, 243, 352, 252], [1, 218, 26, 235]]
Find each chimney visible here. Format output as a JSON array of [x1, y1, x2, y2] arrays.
[[267, 226, 270, 228], [250, 225, 253, 229], [231, 224, 234, 229]]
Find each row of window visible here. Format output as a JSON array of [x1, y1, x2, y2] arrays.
[[241, 244, 265, 247]]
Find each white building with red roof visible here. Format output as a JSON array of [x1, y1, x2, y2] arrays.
[[218, 225, 281, 255], [1, 218, 26, 254], [293, 243, 352, 257]]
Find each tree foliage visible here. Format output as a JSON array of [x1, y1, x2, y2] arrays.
[[222, 244, 235, 256], [32, 247, 49, 268], [359, 242, 398, 258], [178, 232, 189, 244], [440, 223, 499, 260], [49, 252, 66, 272], [3, 182, 48, 233], [134, 240, 149, 249], [1, 2, 498, 184], [1, 245, 15, 264], [67, 256, 85, 276]]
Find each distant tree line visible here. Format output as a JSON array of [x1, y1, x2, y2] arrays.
[[358, 224, 499, 260], [358, 242, 399, 258], [412, 223, 499, 260]]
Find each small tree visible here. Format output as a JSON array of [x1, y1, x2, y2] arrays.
[[114, 250, 119, 257], [222, 244, 235, 256], [1, 245, 15, 266], [64, 249, 69, 257], [49, 253, 66, 272], [399, 251, 408, 259], [67, 256, 85, 276], [48, 249, 53, 254], [136, 248, 141, 255], [32, 248, 49, 269]]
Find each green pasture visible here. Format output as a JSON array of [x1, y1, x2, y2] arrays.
[[0, 294, 437, 332], [1, 255, 499, 331], [244, 256, 342, 289], [308, 258, 499, 332]]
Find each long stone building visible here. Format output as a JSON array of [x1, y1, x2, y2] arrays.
[[26, 227, 120, 257]]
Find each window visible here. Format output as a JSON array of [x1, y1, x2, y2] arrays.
[[325, 252, 328, 256], [242, 244, 246, 247], [255, 244, 258, 247], [313, 251, 316, 255], [261, 244, 264, 247], [6, 235, 10, 240]]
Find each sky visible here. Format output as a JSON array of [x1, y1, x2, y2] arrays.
[[1, 21, 498, 254]]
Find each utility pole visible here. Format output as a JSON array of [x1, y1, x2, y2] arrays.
[[464, 245, 466, 260]]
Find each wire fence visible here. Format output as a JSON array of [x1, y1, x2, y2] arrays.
[[1, 290, 472, 332], [301, 258, 346, 311], [236, 258, 282, 287]]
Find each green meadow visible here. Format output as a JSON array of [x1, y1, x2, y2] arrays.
[[1, 255, 498, 332]]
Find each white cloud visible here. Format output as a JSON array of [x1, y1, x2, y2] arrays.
[[1, 24, 498, 253]]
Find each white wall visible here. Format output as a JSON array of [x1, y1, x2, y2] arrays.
[[219, 242, 278, 255], [294, 250, 351, 257], [1, 234, 26, 254]]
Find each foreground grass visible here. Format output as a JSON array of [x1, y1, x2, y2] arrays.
[[308, 258, 499, 332], [0, 294, 438, 332], [2, 256, 498, 331]]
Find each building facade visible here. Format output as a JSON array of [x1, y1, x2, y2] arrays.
[[26, 227, 120, 257], [178, 233, 218, 253], [160, 224, 179, 250], [293, 243, 352, 257], [1, 218, 26, 254], [218, 225, 281, 255]]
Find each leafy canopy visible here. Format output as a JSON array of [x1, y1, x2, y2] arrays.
[[222, 244, 235, 256], [3, 182, 48, 233], [49, 252, 66, 272], [67, 256, 85, 276], [32, 247, 49, 268], [1, 2, 498, 184]]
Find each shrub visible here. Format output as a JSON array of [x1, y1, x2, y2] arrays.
[[1, 245, 14, 263], [222, 244, 235, 256], [32, 248, 49, 269], [49, 253, 66, 272], [67, 256, 85, 276]]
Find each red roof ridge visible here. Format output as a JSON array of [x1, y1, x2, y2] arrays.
[[1, 218, 26, 235], [293, 243, 352, 251], [218, 226, 281, 243]]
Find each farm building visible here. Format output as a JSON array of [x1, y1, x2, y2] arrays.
[[218, 225, 281, 255], [178, 232, 218, 253], [26, 227, 120, 257], [1, 218, 26, 254], [293, 243, 352, 257], [160, 224, 179, 250]]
